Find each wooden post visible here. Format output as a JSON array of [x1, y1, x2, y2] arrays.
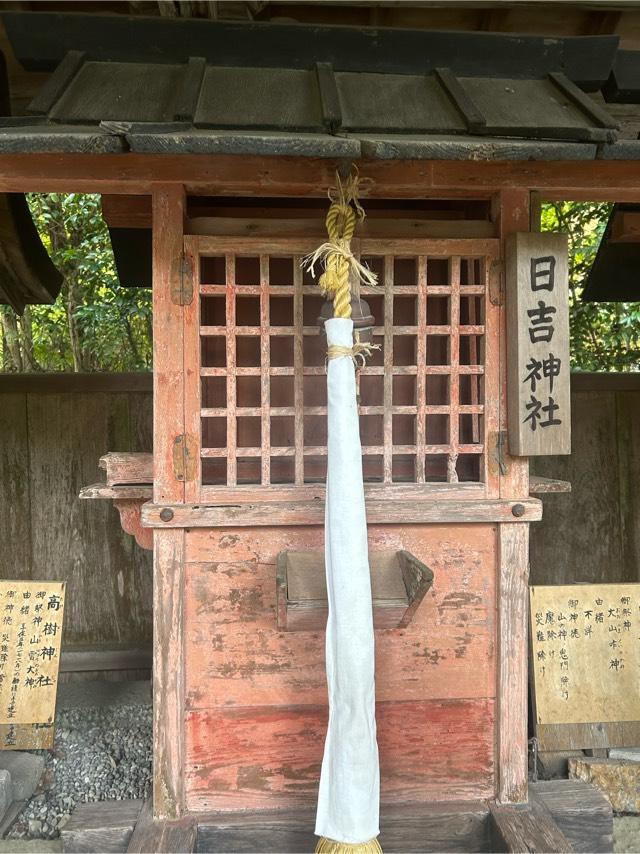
[[493, 189, 531, 804], [152, 185, 186, 819]]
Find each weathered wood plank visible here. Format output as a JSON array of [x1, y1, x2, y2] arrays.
[[198, 481, 487, 503], [529, 475, 571, 494], [100, 452, 153, 486], [536, 720, 640, 753], [530, 391, 625, 586], [153, 529, 186, 820], [188, 216, 497, 240], [5, 154, 640, 201], [0, 392, 31, 580], [489, 797, 572, 853], [0, 372, 152, 393], [185, 699, 495, 812], [497, 523, 529, 804], [80, 483, 152, 500], [184, 524, 493, 709], [531, 779, 613, 854], [151, 185, 186, 820], [127, 799, 197, 854], [616, 390, 640, 587], [152, 186, 185, 506], [196, 800, 492, 853], [570, 373, 640, 392], [144, 497, 541, 528], [493, 188, 530, 501], [61, 799, 143, 854], [27, 390, 152, 646], [60, 647, 152, 673]]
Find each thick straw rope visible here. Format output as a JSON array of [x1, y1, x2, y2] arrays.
[[303, 171, 378, 320]]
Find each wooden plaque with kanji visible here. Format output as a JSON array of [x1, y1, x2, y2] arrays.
[[530, 583, 640, 726], [0, 581, 65, 750]]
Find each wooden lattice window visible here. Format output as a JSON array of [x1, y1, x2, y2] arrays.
[[184, 236, 499, 497]]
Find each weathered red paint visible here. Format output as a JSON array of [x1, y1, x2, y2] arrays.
[[182, 523, 497, 810], [185, 698, 495, 812]]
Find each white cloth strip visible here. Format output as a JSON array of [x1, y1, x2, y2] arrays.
[[315, 317, 380, 845]]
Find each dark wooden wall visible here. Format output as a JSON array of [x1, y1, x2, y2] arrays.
[[0, 372, 637, 651], [0, 373, 153, 649], [530, 373, 640, 586]]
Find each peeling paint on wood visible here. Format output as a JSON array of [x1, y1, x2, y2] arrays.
[[185, 699, 495, 811], [181, 523, 497, 810]]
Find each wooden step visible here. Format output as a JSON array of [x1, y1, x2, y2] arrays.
[[128, 800, 196, 854], [197, 801, 493, 853], [532, 779, 614, 853], [489, 798, 573, 853], [61, 800, 143, 853], [60, 781, 613, 854]]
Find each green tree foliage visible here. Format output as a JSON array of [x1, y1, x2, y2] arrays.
[[0, 193, 152, 372], [541, 201, 640, 372]]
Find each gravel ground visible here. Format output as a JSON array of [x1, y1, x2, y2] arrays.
[[7, 703, 151, 841]]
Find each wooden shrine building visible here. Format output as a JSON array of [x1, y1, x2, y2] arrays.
[[2, 5, 639, 850]]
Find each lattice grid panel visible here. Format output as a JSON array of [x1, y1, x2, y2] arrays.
[[198, 251, 487, 487]]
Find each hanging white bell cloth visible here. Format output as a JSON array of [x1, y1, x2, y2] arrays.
[[315, 317, 380, 845]]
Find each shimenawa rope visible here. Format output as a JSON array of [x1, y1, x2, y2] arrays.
[[303, 170, 378, 321]]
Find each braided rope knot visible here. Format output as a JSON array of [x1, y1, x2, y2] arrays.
[[304, 240, 379, 296], [302, 169, 378, 319]]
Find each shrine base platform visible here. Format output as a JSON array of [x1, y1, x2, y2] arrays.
[[60, 780, 612, 853]]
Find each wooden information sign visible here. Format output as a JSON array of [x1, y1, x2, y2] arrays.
[[530, 584, 640, 726], [506, 232, 571, 456], [0, 581, 65, 750]]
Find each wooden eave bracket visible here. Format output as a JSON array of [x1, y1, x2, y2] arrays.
[[80, 484, 153, 551]]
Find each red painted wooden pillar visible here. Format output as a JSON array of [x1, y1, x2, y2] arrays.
[[152, 185, 187, 819]]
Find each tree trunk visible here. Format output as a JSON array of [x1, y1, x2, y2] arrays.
[[124, 316, 142, 368], [0, 307, 23, 371], [65, 278, 84, 373], [19, 306, 39, 371]]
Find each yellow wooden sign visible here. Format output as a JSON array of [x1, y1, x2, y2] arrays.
[[0, 581, 65, 743], [530, 584, 640, 725]]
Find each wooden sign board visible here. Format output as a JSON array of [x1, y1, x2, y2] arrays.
[[506, 232, 571, 456], [0, 581, 65, 749], [530, 584, 640, 726]]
